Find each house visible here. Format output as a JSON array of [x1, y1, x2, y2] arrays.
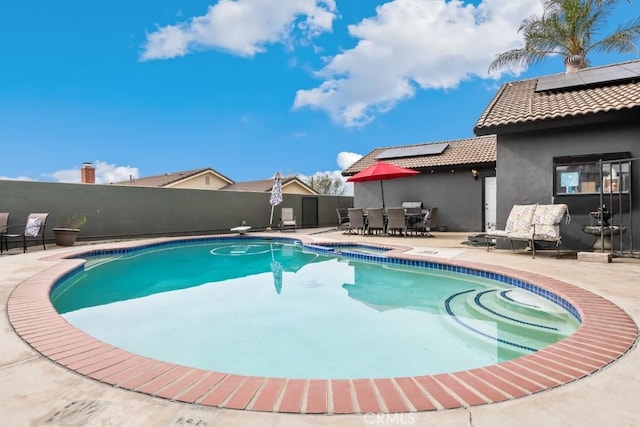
[[342, 135, 497, 231], [221, 176, 318, 195], [112, 168, 234, 190], [474, 59, 640, 252], [112, 168, 317, 196]]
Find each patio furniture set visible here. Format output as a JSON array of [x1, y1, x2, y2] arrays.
[[338, 205, 439, 237]]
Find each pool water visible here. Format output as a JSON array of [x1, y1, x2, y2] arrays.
[[51, 240, 580, 379]]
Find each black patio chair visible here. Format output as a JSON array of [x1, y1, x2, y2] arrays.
[[3, 213, 50, 253]]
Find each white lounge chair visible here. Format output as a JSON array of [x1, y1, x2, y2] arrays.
[[279, 207, 297, 232]]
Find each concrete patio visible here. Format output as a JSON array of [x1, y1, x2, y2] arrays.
[[1, 229, 639, 427]]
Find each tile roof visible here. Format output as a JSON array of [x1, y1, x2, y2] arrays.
[[342, 135, 496, 176], [113, 168, 234, 187], [221, 176, 317, 194], [474, 60, 640, 134], [221, 179, 275, 192]]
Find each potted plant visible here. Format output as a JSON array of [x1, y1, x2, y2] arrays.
[[52, 215, 87, 247]]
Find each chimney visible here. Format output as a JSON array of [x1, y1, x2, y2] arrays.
[[81, 162, 95, 184]]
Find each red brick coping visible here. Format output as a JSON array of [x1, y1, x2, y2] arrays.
[[7, 238, 638, 414]]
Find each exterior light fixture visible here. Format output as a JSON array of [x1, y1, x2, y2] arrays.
[[471, 169, 479, 180]]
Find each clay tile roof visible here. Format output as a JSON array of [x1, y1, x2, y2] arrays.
[[221, 179, 275, 192], [342, 135, 496, 176], [474, 60, 640, 134], [113, 168, 233, 187], [222, 176, 317, 194]]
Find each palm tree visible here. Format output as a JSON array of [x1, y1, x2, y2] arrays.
[[489, 0, 640, 73]]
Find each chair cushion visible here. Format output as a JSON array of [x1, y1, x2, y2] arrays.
[[505, 204, 537, 235], [24, 217, 41, 237], [532, 204, 567, 241], [532, 204, 567, 225]]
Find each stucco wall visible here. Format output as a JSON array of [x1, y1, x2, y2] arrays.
[[0, 180, 352, 244], [497, 119, 640, 251], [282, 181, 316, 195], [352, 166, 495, 232], [169, 172, 230, 190]]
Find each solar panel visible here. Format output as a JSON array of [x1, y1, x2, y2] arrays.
[[376, 143, 448, 160], [535, 62, 640, 92]]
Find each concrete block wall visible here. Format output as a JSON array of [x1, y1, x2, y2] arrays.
[[0, 180, 352, 244]]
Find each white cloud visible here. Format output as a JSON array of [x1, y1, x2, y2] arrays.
[[47, 161, 139, 184], [94, 161, 140, 184], [140, 0, 337, 60], [337, 151, 362, 170], [0, 175, 35, 182], [293, 0, 541, 127]]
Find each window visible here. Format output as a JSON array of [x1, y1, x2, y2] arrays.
[[554, 153, 631, 195]]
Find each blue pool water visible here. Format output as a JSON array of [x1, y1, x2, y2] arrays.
[[50, 239, 580, 379]]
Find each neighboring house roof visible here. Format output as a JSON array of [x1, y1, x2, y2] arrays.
[[222, 176, 318, 195], [342, 135, 496, 176], [474, 59, 640, 135], [113, 168, 234, 187]]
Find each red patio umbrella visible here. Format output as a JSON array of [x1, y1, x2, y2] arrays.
[[346, 161, 419, 210]]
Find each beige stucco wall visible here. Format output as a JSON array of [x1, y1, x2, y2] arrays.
[[166, 172, 230, 190], [282, 181, 315, 195]]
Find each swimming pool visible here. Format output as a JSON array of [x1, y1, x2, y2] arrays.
[[8, 235, 637, 414], [50, 239, 579, 380]]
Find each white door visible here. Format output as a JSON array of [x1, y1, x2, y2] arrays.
[[484, 177, 497, 231]]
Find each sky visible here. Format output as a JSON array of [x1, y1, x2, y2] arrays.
[[1, 0, 638, 194]]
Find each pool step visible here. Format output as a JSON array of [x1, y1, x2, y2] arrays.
[[442, 289, 574, 353], [465, 289, 574, 335]]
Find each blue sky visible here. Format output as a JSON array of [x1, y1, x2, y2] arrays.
[[1, 0, 638, 191]]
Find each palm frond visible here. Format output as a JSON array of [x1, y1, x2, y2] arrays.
[[489, 0, 640, 73], [592, 18, 640, 53]]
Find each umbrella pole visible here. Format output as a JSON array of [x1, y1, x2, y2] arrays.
[[380, 181, 390, 237], [267, 205, 275, 231]]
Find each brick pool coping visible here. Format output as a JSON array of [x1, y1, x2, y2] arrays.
[[7, 236, 638, 414]]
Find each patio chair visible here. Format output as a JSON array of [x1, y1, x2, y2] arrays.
[[4, 213, 50, 253], [336, 208, 350, 230], [386, 207, 407, 237], [279, 207, 297, 232], [413, 207, 438, 237], [366, 208, 385, 235], [0, 213, 9, 253], [347, 208, 366, 235]]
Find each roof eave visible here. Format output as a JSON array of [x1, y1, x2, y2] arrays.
[[474, 108, 640, 136]]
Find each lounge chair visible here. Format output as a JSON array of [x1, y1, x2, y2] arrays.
[[386, 207, 407, 237], [0, 213, 9, 253], [347, 208, 366, 235], [336, 208, 350, 230], [366, 208, 385, 235], [279, 207, 297, 232], [486, 204, 569, 258], [3, 213, 50, 253]]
